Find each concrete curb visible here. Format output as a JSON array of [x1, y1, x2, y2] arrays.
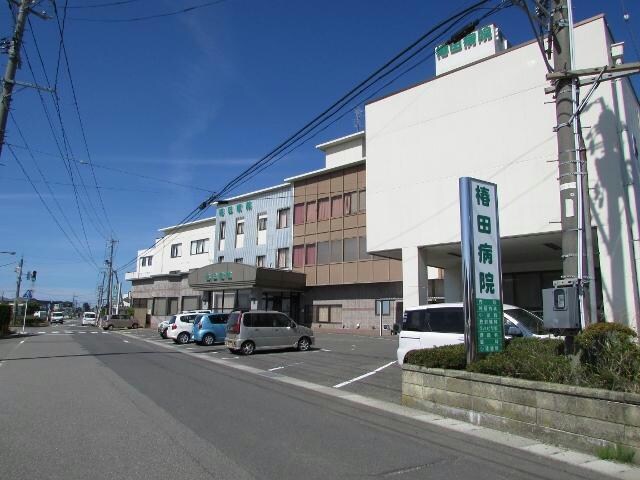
[[117, 330, 640, 480]]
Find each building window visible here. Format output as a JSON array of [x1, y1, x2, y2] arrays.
[[170, 243, 182, 258], [152, 297, 167, 316], [359, 236, 371, 260], [306, 201, 317, 223], [344, 237, 358, 262], [293, 203, 305, 225], [276, 248, 289, 269], [141, 256, 152, 267], [305, 244, 316, 265], [375, 300, 391, 316], [330, 239, 343, 263], [314, 304, 342, 324], [277, 208, 289, 229], [234, 258, 243, 263], [359, 190, 366, 212], [257, 214, 267, 245], [256, 255, 265, 267], [317, 241, 330, 265], [331, 195, 343, 218], [292, 245, 304, 268], [235, 219, 245, 248], [218, 256, 224, 263], [219, 221, 226, 251], [344, 192, 358, 216], [318, 197, 330, 221], [191, 239, 209, 255]]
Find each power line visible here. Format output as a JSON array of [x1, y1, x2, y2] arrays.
[[5, 143, 216, 192], [115, 0, 509, 274], [8, 112, 100, 259], [6, 145, 100, 269], [3, 176, 166, 194], [66, 0, 146, 9], [215, 1, 510, 199], [69, 0, 229, 22], [51, 0, 116, 237]]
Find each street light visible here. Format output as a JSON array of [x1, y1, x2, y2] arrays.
[[0, 251, 16, 255]]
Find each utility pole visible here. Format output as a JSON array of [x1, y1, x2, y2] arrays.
[[544, 0, 640, 332], [11, 255, 23, 324], [106, 238, 116, 321], [0, 0, 50, 158]]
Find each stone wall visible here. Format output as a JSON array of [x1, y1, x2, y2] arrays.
[[402, 365, 640, 463]]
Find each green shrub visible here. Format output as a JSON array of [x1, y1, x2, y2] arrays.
[[596, 444, 636, 464], [576, 323, 640, 393], [405, 343, 466, 370], [469, 338, 573, 384]]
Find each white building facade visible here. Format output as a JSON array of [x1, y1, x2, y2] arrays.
[[126, 217, 215, 326], [365, 15, 640, 331]]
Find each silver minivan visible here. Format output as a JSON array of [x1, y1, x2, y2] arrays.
[[102, 314, 139, 330], [225, 310, 314, 355]]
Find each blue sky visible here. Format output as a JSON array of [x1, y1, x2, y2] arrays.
[[1, 0, 638, 304]]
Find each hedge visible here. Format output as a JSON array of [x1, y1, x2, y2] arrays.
[[405, 322, 640, 393]]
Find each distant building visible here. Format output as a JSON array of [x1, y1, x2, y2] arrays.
[[126, 217, 215, 326]]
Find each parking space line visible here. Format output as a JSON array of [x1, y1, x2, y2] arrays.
[[333, 361, 396, 388]]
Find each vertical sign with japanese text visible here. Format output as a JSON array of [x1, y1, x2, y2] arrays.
[[460, 177, 503, 362]]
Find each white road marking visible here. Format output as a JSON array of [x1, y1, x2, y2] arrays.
[[91, 332, 98, 334], [321, 348, 332, 352], [19, 340, 25, 344], [333, 361, 396, 388], [51, 332, 59, 334], [268, 366, 285, 371], [123, 340, 129, 343], [37, 331, 45, 334], [186, 347, 194, 350], [221, 357, 239, 360]]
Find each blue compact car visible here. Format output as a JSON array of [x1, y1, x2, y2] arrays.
[[193, 313, 229, 346]]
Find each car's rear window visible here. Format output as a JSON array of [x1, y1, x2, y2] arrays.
[[226, 312, 241, 331], [84, 313, 96, 318], [168, 316, 177, 324]]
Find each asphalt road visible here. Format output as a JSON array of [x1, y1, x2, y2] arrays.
[[0, 323, 619, 480]]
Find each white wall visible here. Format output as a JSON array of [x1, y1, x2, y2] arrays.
[[365, 17, 640, 329], [126, 219, 215, 280], [324, 136, 365, 169]]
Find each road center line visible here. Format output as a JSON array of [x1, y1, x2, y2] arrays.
[[333, 361, 396, 388]]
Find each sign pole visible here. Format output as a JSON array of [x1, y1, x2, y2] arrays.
[[460, 177, 504, 365]]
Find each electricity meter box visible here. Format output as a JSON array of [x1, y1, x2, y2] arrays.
[[542, 286, 580, 330]]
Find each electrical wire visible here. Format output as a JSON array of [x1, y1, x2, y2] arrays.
[[6, 145, 100, 269], [4, 176, 166, 194], [6, 143, 215, 192], [216, 1, 511, 198], [66, 0, 146, 8], [51, 0, 116, 237], [114, 0, 510, 274], [69, 0, 228, 22]]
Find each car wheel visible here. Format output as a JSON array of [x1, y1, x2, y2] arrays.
[[202, 333, 215, 346], [177, 332, 190, 344], [107, 325, 114, 330], [240, 341, 255, 355], [297, 336, 311, 351], [228, 348, 238, 354], [161, 330, 167, 339], [132, 323, 139, 329]]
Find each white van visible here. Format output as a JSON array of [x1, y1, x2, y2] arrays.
[[81, 312, 97, 326], [396, 303, 546, 365]]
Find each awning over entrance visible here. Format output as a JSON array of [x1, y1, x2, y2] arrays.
[[188, 262, 306, 291]]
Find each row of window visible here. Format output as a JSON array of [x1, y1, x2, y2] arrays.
[[140, 239, 210, 267], [218, 208, 290, 250], [293, 190, 366, 225], [218, 248, 290, 269], [292, 236, 372, 267]]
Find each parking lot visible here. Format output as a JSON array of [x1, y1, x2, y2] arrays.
[[119, 328, 402, 404]]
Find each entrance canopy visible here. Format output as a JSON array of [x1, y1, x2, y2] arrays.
[[188, 262, 306, 291]]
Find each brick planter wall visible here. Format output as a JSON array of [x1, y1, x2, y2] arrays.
[[402, 364, 640, 463]]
